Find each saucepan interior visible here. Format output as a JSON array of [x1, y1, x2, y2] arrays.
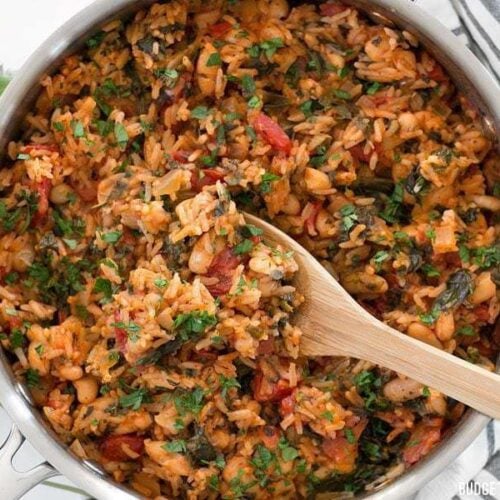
[[0, 1, 497, 499]]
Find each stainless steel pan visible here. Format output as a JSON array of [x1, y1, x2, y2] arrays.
[[0, 1, 498, 499]]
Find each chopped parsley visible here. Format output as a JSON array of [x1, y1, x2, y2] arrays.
[[234, 239, 254, 255], [93, 277, 114, 301], [279, 437, 299, 461], [154, 68, 179, 88], [373, 250, 390, 271], [191, 106, 210, 119], [340, 204, 358, 233], [10, 328, 25, 349], [206, 52, 222, 66], [154, 277, 169, 288], [260, 172, 281, 193], [26, 368, 40, 388], [162, 439, 187, 453], [248, 38, 284, 59], [101, 230, 122, 243], [219, 375, 241, 398], [71, 120, 85, 138], [114, 123, 129, 148], [366, 82, 383, 95], [174, 311, 217, 341], [333, 89, 352, 100], [421, 264, 440, 278], [457, 325, 476, 337], [344, 428, 356, 444], [248, 95, 262, 108], [118, 387, 151, 410], [172, 387, 205, 416], [241, 224, 263, 238], [380, 182, 406, 224]]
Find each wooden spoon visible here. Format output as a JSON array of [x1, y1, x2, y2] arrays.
[[245, 213, 500, 419]]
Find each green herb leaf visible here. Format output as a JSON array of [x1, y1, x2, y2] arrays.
[[259, 37, 284, 58], [234, 239, 254, 255], [344, 428, 356, 444], [93, 277, 113, 301], [333, 89, 352, 100], [421, 264, 440, 277], [174, 311, 217, 341], [26, 368, 40, 388], [162, 439, 187, 453], [114, 123, 129, 148], [154, 277, 169, 288], [373, 250, 390, 270], [248, 95, 261, 108], [206, 52, 222, 66], [457, 325, 476, 337], [10, 328, 25, 349], [173, 387, 205, 416], [219, 375, 241, 399], [71, 120, 85, 138], [366, 82, 383, 95], [119, 387, 151, 410], [340, 204, 358, 233], [102, 230, 122, 243], [260, 172, 281, 193], [241, 224, 263, 237], [191, 106, 210, 119], [241, 74, 256, 97]]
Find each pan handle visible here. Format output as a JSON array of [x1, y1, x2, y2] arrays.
[[0, 424, 58, 500]]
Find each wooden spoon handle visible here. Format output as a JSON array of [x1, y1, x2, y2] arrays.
[[303, 318, 500, 419]]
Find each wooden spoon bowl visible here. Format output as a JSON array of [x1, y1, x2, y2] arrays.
[[245, 213, 500, 419]]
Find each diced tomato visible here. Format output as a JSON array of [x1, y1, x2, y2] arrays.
[[403, 417, 443, 465], [432, 251, 461, 268], [172, 150, 190, 163], [46, 398, 64, 410], [7, 315, 22, 331], [114, 310, 127, 352], [0, 267, 7, 284], [320, 2, 348, 16], [322, 418, 367, 473], [253, 371, 293, 403], [322, 436, 357, 473], [204, 247, 241, 297], [71, 180, 97, 203], [260, 425, 281, 449], [349, 144, 371, 163], [302, 201, 322, 236], [427, 62, 447, 83], [191, 168, 225, 192], [473, 304, 491, 322], [253, 113, 292, 155], [257, 338, 275, 355], [31, 178, 52, 226], [100, 434, 145, 462], [209, 21, 232, 38], [23, 143, 59, 154], [280, 393, 295, 416]]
